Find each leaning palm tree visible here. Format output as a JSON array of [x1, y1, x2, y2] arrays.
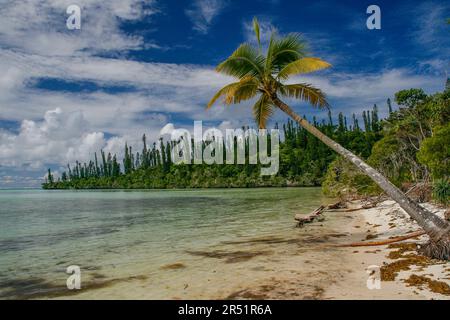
[[207, 18, 450, 259]]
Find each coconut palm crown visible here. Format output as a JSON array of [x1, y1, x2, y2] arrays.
[[208, 18, 331, 128]]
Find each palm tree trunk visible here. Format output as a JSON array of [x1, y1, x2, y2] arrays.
[[271, 94, 450, 259]]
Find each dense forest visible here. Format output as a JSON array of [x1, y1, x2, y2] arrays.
[[43, 87, 449, 204]]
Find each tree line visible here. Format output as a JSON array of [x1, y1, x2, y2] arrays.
[[43, 103, 385, 189]]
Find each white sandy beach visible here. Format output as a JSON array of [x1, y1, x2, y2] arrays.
[[324, 200, 450, 300]]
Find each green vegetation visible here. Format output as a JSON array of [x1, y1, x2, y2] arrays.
[[418, 123, 450, 179], [43, 105, 383, 190], [322, 157, 381, 198], [322, 88, 449, 205], [433, 179, 450, 206]]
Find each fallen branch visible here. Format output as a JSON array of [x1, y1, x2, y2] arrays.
[[405, 184, 418, 195], [326, 201, 346, 210], [335, 230, 426, 247], [327, 203, 376, 212], [295, 205, 325, 227]]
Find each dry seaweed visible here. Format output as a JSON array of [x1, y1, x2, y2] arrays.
[[365, 234, 378, 240], [404, 275, 450, 295], [381, 243, 432, 281]]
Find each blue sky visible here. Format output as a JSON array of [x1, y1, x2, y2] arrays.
[[0, 0, 448, 187]]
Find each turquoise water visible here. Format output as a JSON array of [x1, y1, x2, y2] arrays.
[[0, 188, 329, 299]]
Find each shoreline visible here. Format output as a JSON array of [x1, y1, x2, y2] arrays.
[[40, 185, 323, 191], [52, 198, 449, 300]]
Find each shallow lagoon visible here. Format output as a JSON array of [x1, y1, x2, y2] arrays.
[[0, 188, 347, 299]]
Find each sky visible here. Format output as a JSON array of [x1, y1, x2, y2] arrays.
[[0, 0, 448, 188]]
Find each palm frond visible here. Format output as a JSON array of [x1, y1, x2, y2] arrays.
[[216, 44, 265, 79], [277, 57, 331, 80], [207, 77, 258, 108], [279, 83, 329, 109], [253, 17, 261, 49], [270, 33, 307, 72], [253, 94, 274, 128], [264, 30, 277, 75], [225, 79, 259, 105]]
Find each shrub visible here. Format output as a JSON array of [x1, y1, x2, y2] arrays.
[[417, 124, 450, 179], [432, 178, 450, 206], [322, 157, 380, 198]]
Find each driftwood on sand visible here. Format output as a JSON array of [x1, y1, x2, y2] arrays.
[[326, 196, 384, 212], [326, 201, 346, 210], [294, 205, 325, 227], [329, 203, 376, 212], [336, 230, 426, 247], [295, 197, 430, 247], [294, 201, 344, 227]]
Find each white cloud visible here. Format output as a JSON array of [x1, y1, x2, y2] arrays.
[[0, 50, 229, 89], [0, 0, 157, 57], [412, 2, 449, 55], [396, 1, 449, 75], [0, 108, 102, 167], [0, 107, 168, 173], [294, 69, 442, 100], [288, 69, 445, 118], [0, 48, 238, 135], [418, 59, 449, 76], [185, 0, 226, 34]]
